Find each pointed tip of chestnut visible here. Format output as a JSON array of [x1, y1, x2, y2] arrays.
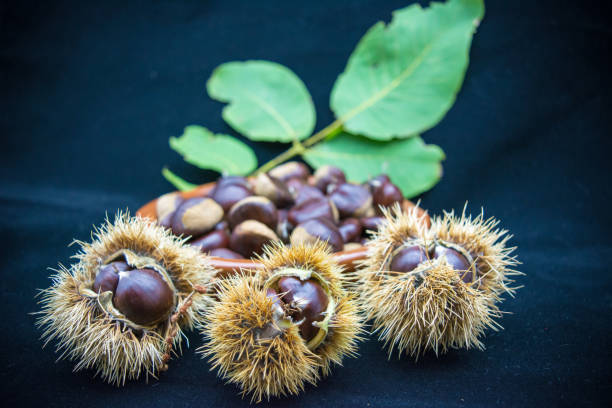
[[313, 165, 346, 194], [372, 181, 403, 208]]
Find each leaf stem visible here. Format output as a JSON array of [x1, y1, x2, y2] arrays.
[[252, 119, 344, 175]]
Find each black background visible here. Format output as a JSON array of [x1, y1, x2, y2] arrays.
[[1, 0, 611, 406]]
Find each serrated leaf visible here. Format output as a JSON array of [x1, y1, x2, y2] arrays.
[[207, 60, 316, 142], [169, 125, 257, 176], [331, 0, 484, 140], [303, 133, 445, 198], [161, 167, 198, 191]]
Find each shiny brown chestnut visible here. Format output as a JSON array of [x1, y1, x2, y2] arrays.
[[361, 216, 385, 235], [390, 245, 429, 273], [213, 175, 252, 190], [288, 197, 339, 226], [329, 183, 373, 218], [113, 268, 175, 326], [227, 196, 278, 230], [92, 261, 129, 294], [268, 161, 311, 182], [171, 197, 224, 237], [290, 218, 344, 252], [367, 174, 390, 189], [214, 220, 229, 231], [190, 229, 230, 253], [313, 165, 346, 194], [155, 192, 184, 229], [208, 176, 253, 212], [229, 220, 280, 257], [285, 177, 306, 194], [338, 218, 362, 243], [276, 209, 292, 243], [432, 245, 474, 283], [293, 185, 325, 206], [372, 181, 403, 209], [253, 173, 294, 208], [274, 276, 329, 341]]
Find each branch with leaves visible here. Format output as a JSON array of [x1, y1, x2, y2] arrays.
[[163, 0, 484, 199]]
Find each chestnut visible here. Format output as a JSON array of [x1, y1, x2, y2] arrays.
[[432, 245, 474, 283], [253, 173, 294, 208], [214, 175, 252, 190], [372, 181, 403, 209], [227, 196, 278, 230], [113, 268, 175, 326], [361, 216, 385, 234], [285, 177, 307, 194], [171, 197, 224, 237], [329, 183, 373, 218], [367, 174, 391, 189], [92, 261, 129, 293], [338, 218, 362, 243], [313, 165, 346, 194], [276, 209, 293, 243], [290, 218, 344, 252], [390, 245, 428, 273], [276, 276, 329, 341], [268, 161, 310, 182], [155, 192, 184, 229], [214, 220, 229, 231], [209, 176, 253, 212], [209, 248, 245, 259], [190, 230, 230, 253], [288, 196, 339, 225], [293, 185, 325, 206], [229, 220, 280, 257]]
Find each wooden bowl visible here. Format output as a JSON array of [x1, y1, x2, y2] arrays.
[[136, 181, 429, 276]]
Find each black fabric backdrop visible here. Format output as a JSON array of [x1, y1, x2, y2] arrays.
[[1, 0, 611, 407]]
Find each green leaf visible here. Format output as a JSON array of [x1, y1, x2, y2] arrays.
[[303, 133, 445, 198], [161, 167, 198, 191], [169, 125, 257, 176], [207, 60, 316, 142], [330, 0, 484, 140]]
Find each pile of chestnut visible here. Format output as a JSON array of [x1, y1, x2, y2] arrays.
[[155, 162, 404, 259]]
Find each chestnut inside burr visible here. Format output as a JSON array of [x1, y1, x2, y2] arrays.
[[432, 244, 475, 283], [266, 276, 329, 342], [389, 242, 477, 284], [93, 256, 175, 326], [154, 162, 412, 259]]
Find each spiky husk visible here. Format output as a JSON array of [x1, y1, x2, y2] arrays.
[[358, 204, 519, 358], [36, 212, 215, 385], [199, 275, 320, 402], [430, 207, 521, 296], [200, 242, 363, 401], [360, 259, 501, 358], [258, 241, 363, 376]]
